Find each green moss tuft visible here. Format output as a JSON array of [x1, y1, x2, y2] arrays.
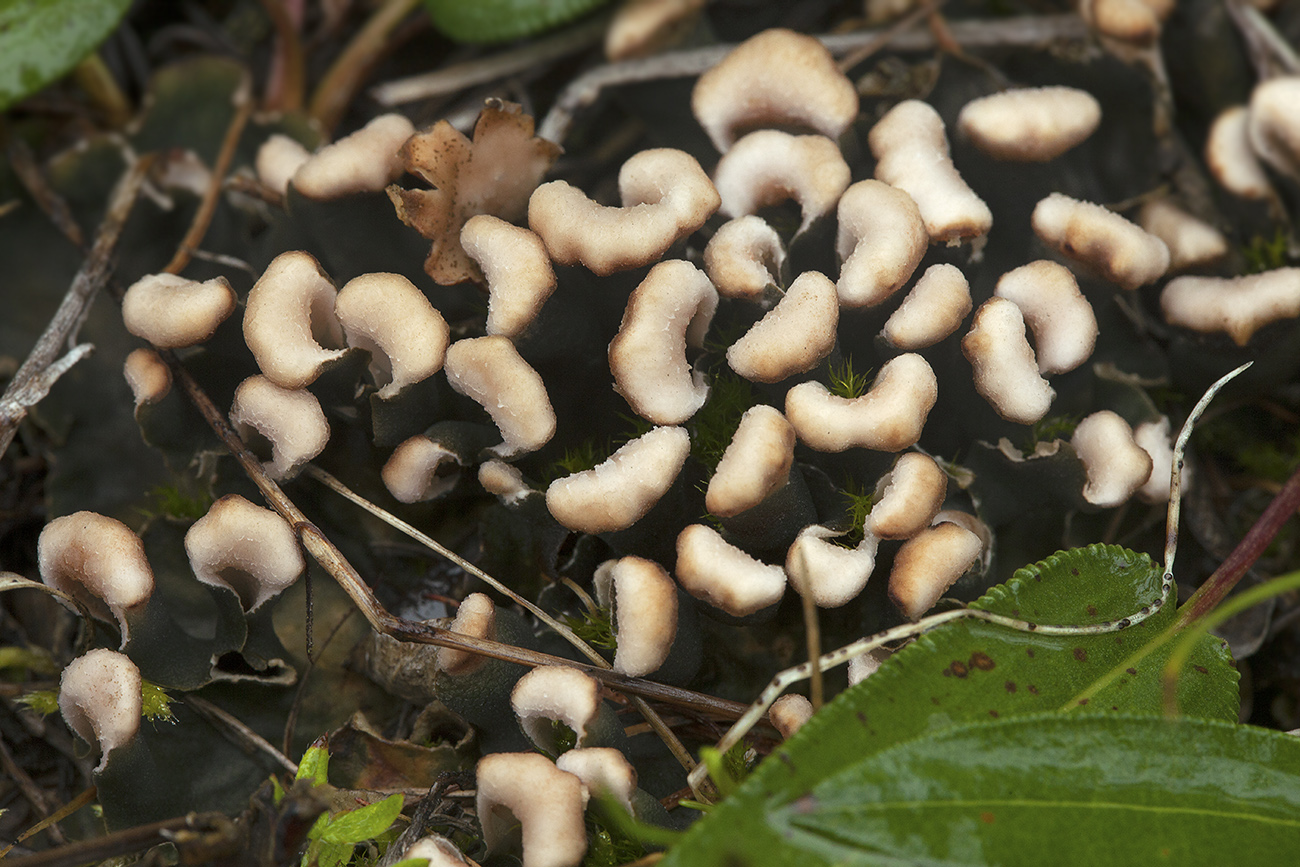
[[691, 369, 756, 471], [835, 478, 875, 549], [827, 356, 871, 400], [141, 680, 175, 722], [15, 689, 59, 716], [564, 606, 617, 651], [1022, 413, 1080, 454], [1242, 227, 1290, 274], [139, 483, 213, 521]]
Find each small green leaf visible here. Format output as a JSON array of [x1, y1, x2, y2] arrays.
[[0, 0, 133, 111], [296, 737, 330, 787], [270, 775, 286, 807], [772, 715, 1300, 866], [421, 0, 611, 43], [310, 838, 353, 867], [319, 793, 405, 845], [390, 860, 431, 867]]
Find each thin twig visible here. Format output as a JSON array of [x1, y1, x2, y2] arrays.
[[259, 0, 306, 112], [836, 0, 941, 73], [800, 588, 823, 712], [305, 464, 608, 667], [163, 73, 254, 275], [0, 733, 63, 843], [163, 357, 745, 724], [560, 575, 599, 614], [302, 465, 703, 777], [1, 810, 238, 867], [282, 605, 356, 760], [0, 787, 97, 860], [538, 13, 1089, 144], [309, 0, 422, 134], [6, 136, 85, 247], [371, 14, 608, 106], [1225, 0, 1300, 79], [1174, 464, 1300, 629], [0, 156, 152, 459], [184, 695, 298, 774]]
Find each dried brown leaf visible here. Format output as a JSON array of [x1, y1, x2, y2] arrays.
[[388, 99, 561, 285]]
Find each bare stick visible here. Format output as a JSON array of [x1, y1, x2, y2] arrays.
[[142, 354, 744, 748], [1225, 0, 1300, 79], [0, 157, 151, 459], [6, 136, 85, 247], [800, 588, 823, 712], [184, 695, 298, 774], [1, 809, 236, 867], [163, 73, 253, 275], [258, 0, 305, 112], [1164, 362, 1253, 587], [686, 361, 1253, 798], [302, 464, 703, 777], [304, 464, 607, 667], [0, 733, 63, 843], [0, 787, 97, 861], [538, 13, 1088, 144], [309, 0, 421, 134], [371, 15, 607, 106]]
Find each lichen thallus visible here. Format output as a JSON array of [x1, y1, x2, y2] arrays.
[[685, 361, 1252, 798]]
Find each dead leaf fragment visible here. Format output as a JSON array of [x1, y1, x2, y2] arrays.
[[388, 99, 562, 285]]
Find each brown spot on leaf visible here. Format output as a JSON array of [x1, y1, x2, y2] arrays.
[[1126, 667, 1138, 675], [988, 709, 999, 718], [981, 812, 996, 824], [946, 661, 969, 679], [1086, 605, 1098, 616], [1027, 684, 1039, 695], [1073, 647, 1088, 662], [791, 794, 818, 814], [970, 652, 996, 671], [1194, 664, 1209, 674], [1005, 681, 1017, 693]]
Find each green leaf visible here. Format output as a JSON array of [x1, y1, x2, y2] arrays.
[[319, 793, 405, 845], [421, 0, 611, 43], [0, 645, 58, 675], [662, 545, 1239, 866], [0, 0, 132, 111], [771, 715, 1300, 866], [296, 738, 330, 787], [310, 838, 353, 867]]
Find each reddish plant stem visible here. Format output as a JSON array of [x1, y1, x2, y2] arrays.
[[259, 0, 305, 112], [163, 73, 253, 275], [1174, 463, 1300, 629]]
